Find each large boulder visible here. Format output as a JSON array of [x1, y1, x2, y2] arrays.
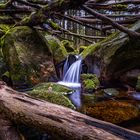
[[45, 35, 68, 64], [61, 40, 75, 53], [1, 26, 57, 87], [81, 21, 140, 87]]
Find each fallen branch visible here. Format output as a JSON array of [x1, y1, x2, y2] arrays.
[[82, 5, 140, 38]]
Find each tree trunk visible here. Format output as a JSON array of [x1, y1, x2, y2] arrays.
[[0, 82, 140, 140], [0, 115, 22, 140]]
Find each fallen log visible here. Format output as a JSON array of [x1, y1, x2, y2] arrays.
[[0, 82, 140, 140], [0, 115, 22, 140]]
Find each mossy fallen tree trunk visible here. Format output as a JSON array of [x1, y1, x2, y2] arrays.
[[0, 82, 140, 140]]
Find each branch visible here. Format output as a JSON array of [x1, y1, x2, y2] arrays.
[[0, 0, 14, 9], [92, 0, 140, 5], [82, 5, 140, 38], [27, 0, 48, 5], [18, 0, 88, 26], [16, 0, 42, 9], [73, 16, 139, 25], [57, 14, 102, 31], [0, 9, 31, 14]]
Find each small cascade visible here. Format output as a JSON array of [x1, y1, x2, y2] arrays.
[[58, 55, 82, 108], [58, 56, 82, 88], [63, 59, 82, 83], [63, 56, 69, 77]]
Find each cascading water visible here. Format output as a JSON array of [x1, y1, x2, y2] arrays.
[[58, 55, 82, 108], [58, 56, 82, 88], [63, 59, 82, 83], [63, 56, 69, 77]]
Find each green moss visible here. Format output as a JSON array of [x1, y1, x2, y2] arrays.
[[0, 24, 12, 46], [2, 71, 10, 77], [21, 16, 30, 24], [79, 45, 87, 53], [112, 4, 127, 9], [45, 35, 68, 63], [61, 40, 74, 52], [0, 4, 6, 8], [81, 74, 100, 87], [83, 79, 96, 89], [29, 82, 75, 109], [29, 86, 75, 109], [80, 43, 100, 58], [34, 82, 73, 94], [0, 24, 11, 33], [81, 74, 100, 92], [1, 26, 56, 86], [80, 32, 118, 58], [47, 20, 60, 30]]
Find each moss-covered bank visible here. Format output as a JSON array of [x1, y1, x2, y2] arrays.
[[29, 82, 75, 109]]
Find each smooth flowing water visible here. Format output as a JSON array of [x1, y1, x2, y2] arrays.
[[58, 57, 82, 87], [63, 56, 69, 77], [58, 56, 82, 108]]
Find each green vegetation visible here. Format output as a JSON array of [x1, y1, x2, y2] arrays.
[[81, 74, 100, 91], [112, 4, 127, 9], [80, 32, 118, 58], [45, 35, 68, 63], [61, 40, 74, 53], [34, 82, 73, 94], [29, 82, 75, 109]]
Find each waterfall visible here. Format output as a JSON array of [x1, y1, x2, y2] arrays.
[[63, 56, 69, 77], [63, 59, 82, 83], [58, 56, 82, 88], [58, 55, 82, 108]]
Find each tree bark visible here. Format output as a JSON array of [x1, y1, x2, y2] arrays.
[[0, 115, 22, 140], [0, 82, 140, 140]]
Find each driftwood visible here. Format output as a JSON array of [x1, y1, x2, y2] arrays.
[[0, 82, 140, 140]]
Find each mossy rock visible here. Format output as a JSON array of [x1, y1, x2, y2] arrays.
[[33, 82, 73, 95], [104, 88, 119, 96], [2, 26, 56, 86], [81, 21, 140, 86], [81, 74, 100, 93], [29, 83, 75, 109], [85, 100, 139, 124], [61, 40, 74, 53], [82, 88, 119, 106], [79, 45, 88, 53], [45, 35, 68, 64]]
